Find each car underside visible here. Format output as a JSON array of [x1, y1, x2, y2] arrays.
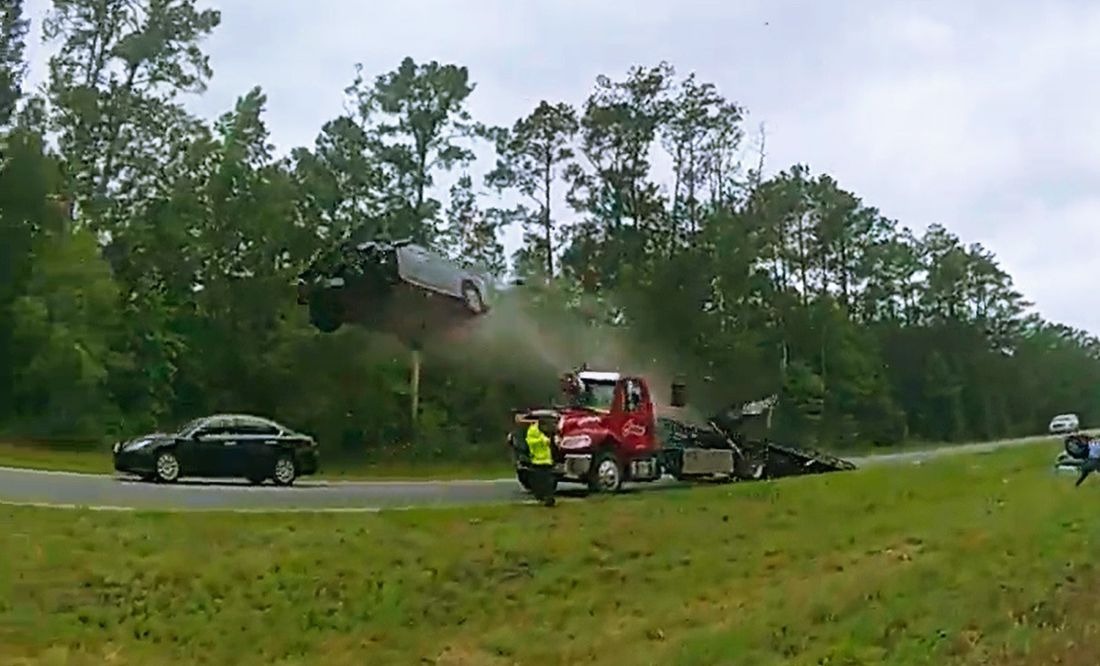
[[297, 238, 492, 337]]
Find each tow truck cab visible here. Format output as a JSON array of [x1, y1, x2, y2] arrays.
[[511, 370, 684, 493]]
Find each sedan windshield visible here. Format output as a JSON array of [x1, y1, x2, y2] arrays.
[[177, 418, 207, 437]]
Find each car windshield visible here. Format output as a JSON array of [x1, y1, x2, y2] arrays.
[[177, 418, 207, 437], [575, 381, 616, 411]]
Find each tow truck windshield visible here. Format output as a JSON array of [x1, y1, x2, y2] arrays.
[[574, 380, 615, 411]]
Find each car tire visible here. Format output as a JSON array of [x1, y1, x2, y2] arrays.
[[588, 450, 623, 494], [461, 281, 485, 314], [154, 451, 180, 483], [272, 454, 297, 487], [309, 291, 345, 333]]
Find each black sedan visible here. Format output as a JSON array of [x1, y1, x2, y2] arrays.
[[113, 414, 319, 485]]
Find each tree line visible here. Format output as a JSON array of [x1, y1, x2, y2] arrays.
[[2, 0, 1097, 460]]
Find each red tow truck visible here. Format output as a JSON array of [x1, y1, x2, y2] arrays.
[[508, 367, 855, 495]]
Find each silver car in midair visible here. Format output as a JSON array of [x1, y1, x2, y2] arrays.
[[297, 237, 494, 333]]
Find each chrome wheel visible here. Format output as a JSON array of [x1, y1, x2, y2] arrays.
[[273, 456, 296, 486], [155, 452, 179, 482], [594, 457, 621, 492], [462, 283, 484, 314]]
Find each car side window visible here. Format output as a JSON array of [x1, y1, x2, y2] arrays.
[[235, 418, 280, 437], [198, 418, 235, 437], [420, 243, 452, 265]]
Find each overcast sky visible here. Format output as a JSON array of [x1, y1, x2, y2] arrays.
[[22, 0, 1100, 333]]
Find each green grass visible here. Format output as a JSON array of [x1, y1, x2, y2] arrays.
[[2, 440, 1096, 665], [0, 441, 512, 480], [0, 441, 111, 474]]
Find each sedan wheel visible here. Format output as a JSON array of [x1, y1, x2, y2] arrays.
[[154, 451, 180, 483], [273, 455, 297, 486], [462, 282, 485, 314]]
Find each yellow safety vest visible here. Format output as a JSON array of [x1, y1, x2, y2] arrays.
[[525, 422, 553, 466]]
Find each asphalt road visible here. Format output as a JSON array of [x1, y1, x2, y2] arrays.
[[0, 435, 1062, 512]]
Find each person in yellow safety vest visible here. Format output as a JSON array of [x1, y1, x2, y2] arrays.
[[525, 419, 556, 507]]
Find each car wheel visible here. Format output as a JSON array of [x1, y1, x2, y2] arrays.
[[272, 454, 297, 487], [309, 291, 345, 333], [588, 450, 622, 493], [154, 451, 180, 483], [461, 281, 485, 314]]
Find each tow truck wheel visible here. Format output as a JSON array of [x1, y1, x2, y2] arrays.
[[589, 451, 623, 493]]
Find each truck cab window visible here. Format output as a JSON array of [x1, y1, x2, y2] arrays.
[[625, 380, 643, 412]]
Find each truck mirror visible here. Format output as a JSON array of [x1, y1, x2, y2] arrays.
[[670, 381, 687, 408]]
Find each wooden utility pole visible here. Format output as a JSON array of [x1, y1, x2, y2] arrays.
[[410, 346, 422, 427]]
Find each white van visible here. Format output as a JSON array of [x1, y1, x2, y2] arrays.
[[1049, 413, 1081, 435]]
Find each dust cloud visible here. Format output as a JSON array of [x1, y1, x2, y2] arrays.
[[415, 284, 710, 423]]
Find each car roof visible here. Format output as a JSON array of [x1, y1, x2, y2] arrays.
[[202, 414, 282, 425], [1052, 413, 1079, 419]]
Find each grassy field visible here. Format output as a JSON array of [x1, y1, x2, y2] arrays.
[[2, 440, 1095, 665], [0, 441, 513, 480]]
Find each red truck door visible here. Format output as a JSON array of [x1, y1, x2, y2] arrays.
[[619, 377, 656, 455]]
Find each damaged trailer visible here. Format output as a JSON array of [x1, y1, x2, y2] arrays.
[[656, 397, 857, 482]]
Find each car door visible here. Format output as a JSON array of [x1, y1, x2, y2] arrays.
[[396, 244, 432, 289], [188, 417, 236, 476], [620, 378, 654, 455], [211, 418, 258, 477], [403, 244, 457, 295], [234, 417, 282, 476], [421, 245, 463, 296]]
